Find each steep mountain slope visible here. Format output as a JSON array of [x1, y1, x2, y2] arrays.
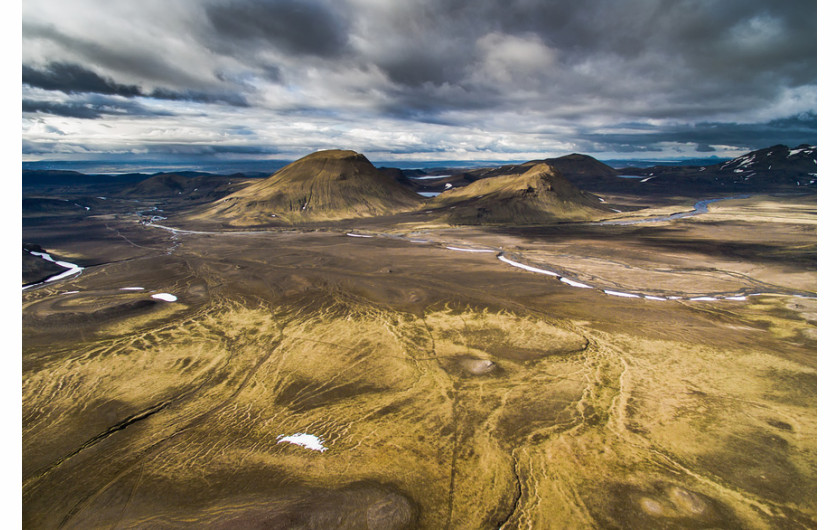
[[190, 150, 423, 225], [430, 163, 610, 224], [616, 144, 817, 194], [714, 144, 817, 187]]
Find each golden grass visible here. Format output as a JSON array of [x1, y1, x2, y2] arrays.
[[22, 193, 816, 528]]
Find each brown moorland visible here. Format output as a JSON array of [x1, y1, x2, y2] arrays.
[[22, 151, 816, 529]]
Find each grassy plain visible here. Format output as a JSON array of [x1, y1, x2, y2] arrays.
[[22, 193, 816, 528]]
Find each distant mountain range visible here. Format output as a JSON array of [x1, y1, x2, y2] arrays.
[[23, 144, 817, 227], [613, 144, 817, 194]]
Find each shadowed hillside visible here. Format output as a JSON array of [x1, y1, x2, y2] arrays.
[[431, 163, 610, 224], [122, 172, 256, 200], [538, 153, 620, 179], [190, 150, 422, 226]]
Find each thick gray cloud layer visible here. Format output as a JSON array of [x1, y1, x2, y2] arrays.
[[22, 0, 817, 161]]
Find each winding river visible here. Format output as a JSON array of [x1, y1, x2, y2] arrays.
[[23, 250, 84, 290], [599, 194, 752, 226], [143, 194, 814, 302]]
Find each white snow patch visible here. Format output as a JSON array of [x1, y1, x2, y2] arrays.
[[610, 208, 622, 213], [446, 246, 495, 253], [640, 176, 655, 183], [789, 147, 815, 158], [47, 266, 83, 282], [97, 196, 107, 200], [24, 250, 84, 287], [725, 296, 747, 301], [151, 293, 178, 302], [276, 433, 327, 452], [598, 197, 605, 202], [29, 252, 83, 281], [689, 296, 718, 301], [30, 251, 54, 262], [498, 255, 559, 277], [444, 183, 453, 189], [561, 277, 593, 289], [346, 233, 374, 238], [120, 287, 145, 291], [604, 290, 640, 298], [644, 295, 667, 301], [62, 291, 80, 295]]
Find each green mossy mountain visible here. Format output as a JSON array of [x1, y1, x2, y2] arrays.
[[192, 150, 422, 225]]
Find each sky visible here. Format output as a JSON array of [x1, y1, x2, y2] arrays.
[[21, 0, 817, 166]]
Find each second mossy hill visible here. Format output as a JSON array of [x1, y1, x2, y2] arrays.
[[191, 150, 423, 225], [431, 162, 611, 225]]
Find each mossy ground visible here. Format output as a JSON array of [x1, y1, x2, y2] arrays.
[[23, 194, 816, 528]]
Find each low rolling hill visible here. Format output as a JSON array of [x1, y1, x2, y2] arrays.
[[121, 172, 256, 200]]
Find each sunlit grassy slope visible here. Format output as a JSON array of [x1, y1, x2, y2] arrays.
[[190, 149, 423, 226]]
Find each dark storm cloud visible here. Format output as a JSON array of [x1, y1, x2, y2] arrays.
[[21, 0, 817, 160], [149, 88, 250, 107], [23, 62, 142, 97], [203, 0, 349, 57], [579, 113, 817, 152], [341, 0, 815, 122], [23, 96, 176, 119], [22, 100, 105, 119], [23, 61, 250, 108], [23, 22, 204, 88]]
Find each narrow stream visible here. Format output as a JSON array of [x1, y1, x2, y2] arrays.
[[599, 194, 752, 226]]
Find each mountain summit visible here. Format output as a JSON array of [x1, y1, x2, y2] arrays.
[[191, 150, 422, 225]]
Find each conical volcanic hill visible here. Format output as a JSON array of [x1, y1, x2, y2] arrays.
[[191, 150, 422, 225], [539, 153, 619, 178], [431, 162, 610, 225]]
